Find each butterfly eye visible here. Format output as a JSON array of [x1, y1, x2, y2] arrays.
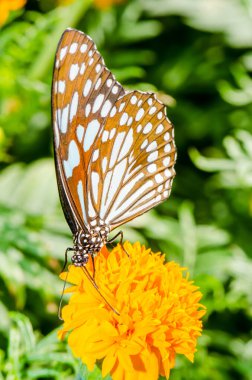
[[81, 236, 88, 244], [76, 232, 88, 246]]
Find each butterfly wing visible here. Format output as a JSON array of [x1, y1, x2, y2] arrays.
[[52, 28, 125, 233], [86, 91, 176, 230]]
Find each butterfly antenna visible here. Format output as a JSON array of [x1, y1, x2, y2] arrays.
[[58, 270, 69, 320], [81, 266, 120, 316]]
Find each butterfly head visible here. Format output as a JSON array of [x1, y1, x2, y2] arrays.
[[72, 224, 110, 266]]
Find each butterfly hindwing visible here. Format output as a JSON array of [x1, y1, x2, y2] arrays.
[[87, 91, 176, 229]]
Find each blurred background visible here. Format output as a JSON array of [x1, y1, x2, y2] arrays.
[[0, 0, 252, 379]]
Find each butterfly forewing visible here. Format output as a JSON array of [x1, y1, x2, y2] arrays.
[[87, 91, 176, 229], [52, 28, 125, 232], [52, 28, 176, 241]]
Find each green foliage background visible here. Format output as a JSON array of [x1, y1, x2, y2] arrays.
[[0, 0, 252, 379]]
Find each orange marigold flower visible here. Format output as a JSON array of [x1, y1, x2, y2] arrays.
[[58, 242, 206, 380], [0, 0, 26, 26], [94, 0, 126, 10]]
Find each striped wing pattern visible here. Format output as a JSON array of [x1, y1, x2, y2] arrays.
[[52, 28, 176, 234], [87, 91, 176, 229]]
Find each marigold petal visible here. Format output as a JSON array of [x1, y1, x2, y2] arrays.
[[102, 349, 117, 377]]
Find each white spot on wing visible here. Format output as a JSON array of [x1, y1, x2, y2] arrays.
[[164, 132, 170, 141], [109, 132, 126, 168], [164, 144, 171, 153], [70, 91, 78, 121], [131, 95, 137, 104], [110, 106, 117, 117], [127, 116, 133, 126], [91, 172, 100, 204], [54, 121, 60, 148], [95, 64, 101, 73], [102, 130, 109, 142], [93, 94, 105, 113], [164, 190, 169, 197], [77, 180, 87, 225], [69, 64, 79, 81], [80, 44, 87, 53], [112, 85, 118, 94], [84, 119, 100, 152], [109, 172, 144, 218], [141, 139, 148, 149], [106, 78, 112, 87], [60, 104, 69, 133], [109, 128, 116, 139], [69, 42, 78, 54], [107, 179, 153, 222], [118, 129, 133, 161], [85, 104, 91, 117], [102, 157, 107, 173], [80, 63, 86, 75], [92, 149, 99, 162], [147, 151, 158, 162], [165, 169, 172, 177], [95, 78, 101, 90], [137, 125, 142, 133], [155, 173, 163, 184], [60, 46, 67, 60], [100, 159, 127, 219], [149, 106, 157, 115], [147, 164, 157, 173], [163, 157, 170, 166], [76, 124, 84, 143], [101, 100, 112, 117], [146, 141, 157, 152], [120, 112, 128, 126], [156, 124, 164, 134], [63, 140, 80, 178], [88, 193, 96, 218], [99, 171, 112, 219], [119, 102, 125, 112], [135, 108, 144, 121], [83, 79, 92, 97], [143, 123, 152, 134], [58, 80, 65, 94]]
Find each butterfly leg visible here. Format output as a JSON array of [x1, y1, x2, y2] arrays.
[[107, 231, 130, 258], [91, 253, 96, 280], [61, 247, 74, 272]]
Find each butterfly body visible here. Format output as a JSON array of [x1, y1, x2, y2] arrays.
[[52, 28, 177, 268], [72, 223, 110, 266]]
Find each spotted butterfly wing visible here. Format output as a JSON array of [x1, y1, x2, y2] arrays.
[[52, 28, 176, 264], [52, 28, 125, 235]]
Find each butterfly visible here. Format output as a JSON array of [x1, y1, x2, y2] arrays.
[[52, 28, 176, 271]]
